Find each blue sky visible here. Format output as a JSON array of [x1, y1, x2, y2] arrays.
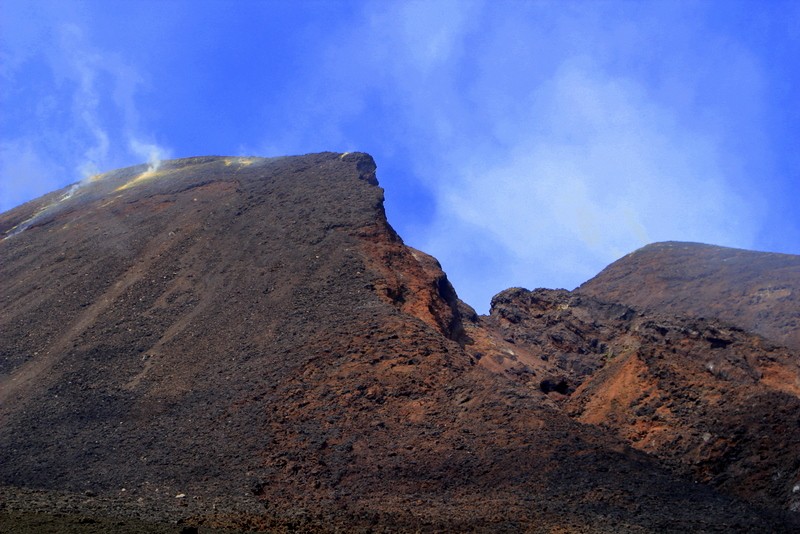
[[1, 0, 798, 312]]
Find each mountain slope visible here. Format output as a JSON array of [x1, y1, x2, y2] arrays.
[[577, 241, 800, 350], [478, 288, 800, 513], [1, 154, 797, 531]]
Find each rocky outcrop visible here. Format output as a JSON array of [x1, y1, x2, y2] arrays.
[[478, 287, 800, 513]]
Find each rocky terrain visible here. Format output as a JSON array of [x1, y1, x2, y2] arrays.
[[578, 241, 800, 350], [477, 288, 800, 512], [1, 153, 798, 532]]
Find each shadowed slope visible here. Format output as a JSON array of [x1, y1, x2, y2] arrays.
[[1, 154, 797, 531]]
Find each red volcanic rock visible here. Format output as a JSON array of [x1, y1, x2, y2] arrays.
[[577, 241, 800, 350], [1, 154, 798, 532], [480, 288, 800, 513]]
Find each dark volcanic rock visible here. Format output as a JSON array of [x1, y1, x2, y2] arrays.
[[577, 241, 800, 350], [1, 154, 798, 531], [479, 287, 800, 514]]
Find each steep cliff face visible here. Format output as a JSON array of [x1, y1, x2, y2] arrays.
[[1, 154, 798, 532], [578, 241, 800, 350]]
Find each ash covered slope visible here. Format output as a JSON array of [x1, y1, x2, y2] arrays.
[[0, 154, 795, 531], [578, 241, 800, 350]]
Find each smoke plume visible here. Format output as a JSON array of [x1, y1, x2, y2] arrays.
[[129, 139, 170, 172]]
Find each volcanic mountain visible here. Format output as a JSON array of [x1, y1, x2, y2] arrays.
[[1, 153, 798, 532]]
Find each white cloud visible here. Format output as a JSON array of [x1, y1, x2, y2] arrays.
[[56, 23, 111, 178], [425, 59, 758, 309], [0, 13, 170, 210]]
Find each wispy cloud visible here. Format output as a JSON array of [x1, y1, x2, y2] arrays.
[[56, 23, 111, 178], [433, 59, 757, 291], [129, 139, 170, 173], [0, 14, 169, 211]]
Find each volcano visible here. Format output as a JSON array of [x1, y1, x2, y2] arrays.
[[1, 153, 798, 532]]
